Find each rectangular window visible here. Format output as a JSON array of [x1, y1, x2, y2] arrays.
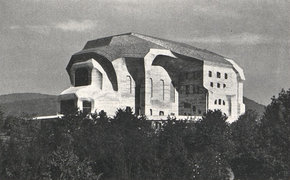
[[186, 85, 190, 94], [217, 83, 220, 88], [210, 82, 214, 87], [83, 101, 91, 114], [75, 68, 91, 87], [225, 73, 228, 79]]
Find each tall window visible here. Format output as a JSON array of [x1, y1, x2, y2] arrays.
[[217, 72, 221, 78], [126, 76, 132, 94], [170, 82, 175, 102], [219, 99, 221, 105], [160, 79, 165, 100], [210, 82, 214, 87], [225, 73, 228, 79], [186, 85, 190, 94], [75, 68, 90, 87], [83, 101, 91, 114], [150, 78, 153, 98]]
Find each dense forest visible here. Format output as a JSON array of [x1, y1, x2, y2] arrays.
[[0, 89, 289, 180]]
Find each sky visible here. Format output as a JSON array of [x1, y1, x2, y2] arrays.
[[0, 0, 289, 105]]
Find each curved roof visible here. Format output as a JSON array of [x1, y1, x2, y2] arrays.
[[67, 32, 232, 71]]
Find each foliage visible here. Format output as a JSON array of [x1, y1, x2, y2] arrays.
[[0, 89, 289, 180]]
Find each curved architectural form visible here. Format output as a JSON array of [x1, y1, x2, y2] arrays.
[[59, 33, 245, 122]]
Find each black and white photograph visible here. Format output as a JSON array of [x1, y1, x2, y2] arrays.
[[0, 0, 289, 179]]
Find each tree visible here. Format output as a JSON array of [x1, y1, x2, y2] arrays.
[[257, 89, 290, 180], [230, 110, 263, 179], [185, 110, 234, 180]]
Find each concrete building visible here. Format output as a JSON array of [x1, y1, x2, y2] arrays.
[[59, 33, 245, 122]]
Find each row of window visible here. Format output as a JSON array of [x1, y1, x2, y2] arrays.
[[214, 99, 226, 105], [149, 78, 175, 102], [183, 102, 202, 115], [210, 82, 226, 88], [184, 71, 202, 80], [209, 71, 228, 79], [180, 85, 202, 94]]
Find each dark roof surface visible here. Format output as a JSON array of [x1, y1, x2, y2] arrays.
[[72, 32, 231, 66]]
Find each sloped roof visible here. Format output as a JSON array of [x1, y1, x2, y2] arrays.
[[70, 32, 231, 66]]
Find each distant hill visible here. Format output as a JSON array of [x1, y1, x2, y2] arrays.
[[0, 93, 59, 117], [0, 93, 266, 118], [243, 96, 266, 117]]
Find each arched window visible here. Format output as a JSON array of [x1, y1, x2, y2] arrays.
[[217, 83, 220, 88], [209, 71, 212, 77], [217, 72, 221, 78], [126, 76, 132, 94], [170, 82, 175, 102], [150, 78, 153, 98], [160, 79, 165, 100], [75, 68, 90, 87]]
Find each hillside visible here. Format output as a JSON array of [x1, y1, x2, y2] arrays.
[[0, 93, 265, 118], [0, 93, 59, 117], [243, 96, 266, 116]]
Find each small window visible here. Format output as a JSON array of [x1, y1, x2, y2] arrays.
[[192, 106, 196, 112], [159, 111, 164, 116], [150, 109, 153, 115], [186, 85, 190, 94], [214, 100, 217, 104], [210, 82, 214, 87], [217, 83, 220, 88], [223, 100, 225, 105], [217, 72, 221, 78], [218, 99, 221, 105], [223, 84, 226, 88], [209, 71, 212, 77], [225, 73, 228, 79], [83, 101, 91, 114]]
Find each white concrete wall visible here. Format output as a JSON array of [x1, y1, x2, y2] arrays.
[[144, 49, 179, 116], [203, 62, 242, 122]]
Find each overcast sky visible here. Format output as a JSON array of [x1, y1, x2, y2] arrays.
[[0, 0, 289, 105]]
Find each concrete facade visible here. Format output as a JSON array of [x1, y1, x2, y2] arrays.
[[59, 33, 245, 122]]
